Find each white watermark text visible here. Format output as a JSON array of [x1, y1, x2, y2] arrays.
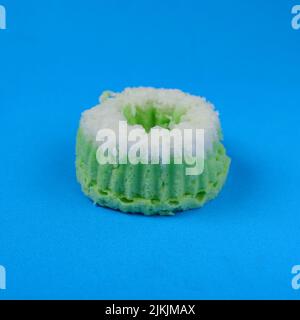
[[0, 5, 6, 30], [292, 265, 300, 290], [0, 265, 6, 290], [292, 5, 300, 30]]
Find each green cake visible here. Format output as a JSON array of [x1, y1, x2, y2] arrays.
[[76, 87, 230, 215]]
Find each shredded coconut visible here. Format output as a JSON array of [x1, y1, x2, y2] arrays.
[[80, 87, 221, 154]]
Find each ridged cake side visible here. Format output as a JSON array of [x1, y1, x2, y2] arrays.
[[76, 129, 230, 215]]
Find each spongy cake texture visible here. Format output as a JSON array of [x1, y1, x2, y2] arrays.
[[76, 87, 230, 215]]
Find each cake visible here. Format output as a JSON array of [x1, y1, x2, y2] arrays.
[[76, 87, 230, 215]]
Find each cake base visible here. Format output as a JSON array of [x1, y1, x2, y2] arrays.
[[76, 129, 230, 215]]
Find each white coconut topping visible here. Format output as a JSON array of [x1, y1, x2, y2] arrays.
[[80, 87, 221, 157]]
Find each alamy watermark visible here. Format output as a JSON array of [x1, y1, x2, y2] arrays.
[[0, 5, 6, 30], [292, 265, 300, 290], [1, 5, 300, 31], [292, 5, 300, 30], [0, 265, 6, 290], [96, 121, 205, 175]]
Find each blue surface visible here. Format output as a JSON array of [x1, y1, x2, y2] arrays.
[[0, 0, 300, 299]]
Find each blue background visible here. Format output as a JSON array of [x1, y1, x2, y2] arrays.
[[0, 0, 300, 299]]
